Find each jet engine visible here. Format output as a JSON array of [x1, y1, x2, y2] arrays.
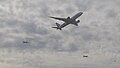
[[67, 16, 70, 19], [76, 20, 80, 23]]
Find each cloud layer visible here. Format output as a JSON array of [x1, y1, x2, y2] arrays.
[[0, 0, 120, 68]]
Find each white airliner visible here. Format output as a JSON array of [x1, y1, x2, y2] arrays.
[[50, 12, 83, 30]]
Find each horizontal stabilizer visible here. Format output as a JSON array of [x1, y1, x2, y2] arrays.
[[52, 27, 61, 30]]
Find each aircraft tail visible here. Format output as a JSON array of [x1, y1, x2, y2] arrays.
[[52, 23, 62, 30]]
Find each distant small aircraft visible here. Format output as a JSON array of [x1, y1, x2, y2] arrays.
[[22, 41, 29, 43], [83, 55, 88, 57], [50, 12, 83, 30]]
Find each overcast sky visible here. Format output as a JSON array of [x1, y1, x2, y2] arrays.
[[0, 0, 120, 68]]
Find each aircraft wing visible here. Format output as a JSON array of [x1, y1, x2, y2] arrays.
[[71, 12, 83, 20], [50, 16, 67, 22]]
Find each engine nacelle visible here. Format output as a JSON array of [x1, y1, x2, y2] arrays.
[[76, 20, 80, 23], [67, 16, 70, 19]]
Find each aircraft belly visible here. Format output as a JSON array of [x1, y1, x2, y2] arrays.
[[71, 12, 83, 20], [60, 23, 69, 28]]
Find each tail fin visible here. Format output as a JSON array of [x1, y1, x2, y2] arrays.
[[56, 23, 60, 27], [52, 23, 62, 30]]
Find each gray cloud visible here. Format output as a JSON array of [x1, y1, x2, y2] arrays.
[[0, 0, 120, 68]]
